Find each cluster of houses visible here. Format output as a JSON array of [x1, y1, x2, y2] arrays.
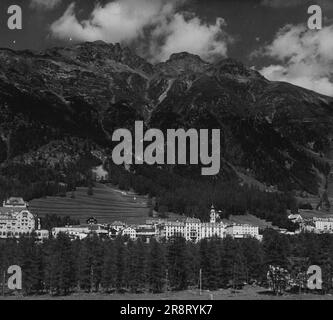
[[288, 213, 333, 234], [4, 196, 308, 243], [52, 205, 262, 243], [4, 194, 333, 243], [0, 197, 263, 242]]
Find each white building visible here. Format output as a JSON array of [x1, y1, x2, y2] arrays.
[[52, 224, 108, 240], [135, 225, 157, 243], [0, 197, 47, 239], [35, 229, 50, 242], [163, 206, 226, 242], [226, 224, 262, 241], [313, 218, 333, 233], [122, 226, 137, 240], [52, 226, 90, 240], [108, 206, 263, 243]]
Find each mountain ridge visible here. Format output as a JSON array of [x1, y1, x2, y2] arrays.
[[0, 41, 333, 201]]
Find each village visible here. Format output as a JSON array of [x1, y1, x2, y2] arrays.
[[1, 196, 333, 244]]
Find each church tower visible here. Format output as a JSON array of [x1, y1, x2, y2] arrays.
[[210, 205, 217, 224]]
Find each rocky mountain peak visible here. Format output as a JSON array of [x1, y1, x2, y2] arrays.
[[212, 58, 264, 81], [155, 51, 210, 77], [43, 41, 155, 77]]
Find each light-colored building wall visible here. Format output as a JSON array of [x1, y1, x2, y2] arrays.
[[122, 227, 137, 240], [35, 229, 50, 241], [0, 198, 37, 239], [314, 218, 333, 233], [52, 226, 90, 240], [163, 218, 226, 243], [226, 224, 261, 241]]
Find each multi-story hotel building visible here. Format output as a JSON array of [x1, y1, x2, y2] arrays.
[[0, 197, 36, 238], [226, 223, 262, 241], [163, 206, 227, 242], [0, 197, 49, 240]]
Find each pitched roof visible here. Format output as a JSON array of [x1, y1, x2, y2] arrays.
[[4, 197, 26, 206]]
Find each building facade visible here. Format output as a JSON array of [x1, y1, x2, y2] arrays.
[[226, 224, 262, 241], [52, 224, 109, 240], [0, 197, 45, 239], [313, 218, 333, 233], [162, 206, 227, 242], [122, 226, 137, 240]]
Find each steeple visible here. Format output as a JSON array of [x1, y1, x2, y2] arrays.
[[210, 205, 217, 224]]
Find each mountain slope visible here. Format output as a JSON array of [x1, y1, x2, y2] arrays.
[[0, 41, 333, 200]]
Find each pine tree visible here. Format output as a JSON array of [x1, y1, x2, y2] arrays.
[[262, 229, 290, 268], [240, 238, 264, 283], [90, 235, 104, 292], [205, 238, 221, 290], [78, 236, 104, 292], [186, 242, 200, 288], [128, 239, 147, 293], [167, 236, 191, 291], [101, 240, 117, 292], [44, 234, 75, 295], [57, 233, 76, 295], [18, 236, 42, 295], [148, 239, 166, 293], [77, 238, 91, 292], [115, 238, 129, 292]]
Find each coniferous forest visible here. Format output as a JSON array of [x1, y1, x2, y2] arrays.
[[1, 230, 333, 297]]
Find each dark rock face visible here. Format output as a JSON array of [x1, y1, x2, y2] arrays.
[[0, 41, 333, 194]]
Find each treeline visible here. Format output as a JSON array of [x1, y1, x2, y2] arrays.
[[108, 163, 297, 230], [1, 231, 333, 296], [40, 214, 80, 231]]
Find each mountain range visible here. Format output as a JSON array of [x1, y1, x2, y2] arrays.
[[1, 40, 333, 198]]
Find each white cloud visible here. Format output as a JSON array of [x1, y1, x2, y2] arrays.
[[148, 14, 230, 62], [256, 24, 333, 96], [30, 0, 62, 10], [50, 0, 231, 62]]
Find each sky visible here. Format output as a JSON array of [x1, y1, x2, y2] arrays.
[[1, 0, 333, 96]]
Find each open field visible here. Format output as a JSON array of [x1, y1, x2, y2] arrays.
[[30, 184, 280, 228], [30, 183, 152, 225], [30, 183, 182, 225], [2, 286, 333, 300]]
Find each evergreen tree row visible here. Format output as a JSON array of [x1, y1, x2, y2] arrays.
[[1, 230, 333, 296]]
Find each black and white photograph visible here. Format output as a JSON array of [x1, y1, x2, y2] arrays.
[[0, 0, 333, 307]]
